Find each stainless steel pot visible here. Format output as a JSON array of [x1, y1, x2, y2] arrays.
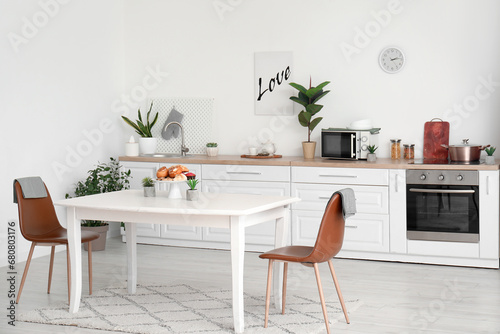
[[441, 139, 489, 162]]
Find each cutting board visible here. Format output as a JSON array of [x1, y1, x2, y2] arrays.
[[423, 118, 449, 160]]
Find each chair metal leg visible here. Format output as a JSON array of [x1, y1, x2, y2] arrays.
[[282, 262, 288, 315], [88, 242, 93, 295], [264, 259, 274, 328], [16, 242, 36, 304], [47, 246, 55, 294], [66, 245, 71, 304], [328, 260, 350, 324], [313, 263, 331, 334]]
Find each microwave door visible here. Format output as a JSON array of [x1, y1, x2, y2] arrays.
[[322, 132, 356, 159]]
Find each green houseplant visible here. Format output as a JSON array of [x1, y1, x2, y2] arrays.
[[367, 145, 378, 162], [485, 146, 496, 165], [206, 142, 218, 157], [66, 157, 131, 250], [186, 178, 200, 201], [289, 78, 331, 159], [142, 176, 155, 197], [121, 102, 159, 154]]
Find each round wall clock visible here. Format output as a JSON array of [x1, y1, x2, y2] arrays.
[[379, 47, 405, 73]]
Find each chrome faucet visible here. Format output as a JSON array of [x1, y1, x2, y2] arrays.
[[164, 121, 189, 156]]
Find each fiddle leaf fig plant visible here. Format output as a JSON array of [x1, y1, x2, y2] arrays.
[[290, 78, 331, 142]]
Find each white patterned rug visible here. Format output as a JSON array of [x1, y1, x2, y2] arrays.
[[18, 282, 362, 334]]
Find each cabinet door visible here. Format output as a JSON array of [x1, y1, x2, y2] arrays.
[[292, 210, 389, 253], [202, 180, 290, 246], [389, 169, 407, 254], [479, 170, 499, 259], [292, 183, 388, 214], [120, 161, 161, 237]]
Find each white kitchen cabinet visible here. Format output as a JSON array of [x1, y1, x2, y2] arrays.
[[201, 164, 291, 251], [291, 166, 390, 254], [120, 161, 161, 238], [478, 170, 499, 259], [389, 169, 407, 254]]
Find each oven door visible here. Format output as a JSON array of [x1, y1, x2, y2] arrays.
[[321, 131, 356, 159], [406, 185, 479, 242]]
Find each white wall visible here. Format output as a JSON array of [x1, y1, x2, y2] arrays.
[[123, 0, 500, 158], [0, 0, 126, 265]]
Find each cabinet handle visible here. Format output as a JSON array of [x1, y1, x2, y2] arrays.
[[318, 196, 331, 200], [345, 225, 358, 229], [486, 176, 490, 195], [319, 174, 357, 178], [226, 171, 262, 175], [395, 173, 399, 193]]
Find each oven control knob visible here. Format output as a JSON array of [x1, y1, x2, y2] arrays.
[[420, 174, 426, 180], [438, 175, 445, 181], [457, 175, 464, 181]]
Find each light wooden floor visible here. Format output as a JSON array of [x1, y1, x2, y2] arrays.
[[2, 237, 500, 334]]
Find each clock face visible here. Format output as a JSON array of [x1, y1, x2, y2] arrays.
[[379, 47, 405, 73]]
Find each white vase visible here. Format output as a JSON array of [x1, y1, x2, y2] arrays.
[[206, 147, 218, 157], [139, 137, 157, 155]]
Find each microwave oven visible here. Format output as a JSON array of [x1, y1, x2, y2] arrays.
[[321, 128, 375, 160]]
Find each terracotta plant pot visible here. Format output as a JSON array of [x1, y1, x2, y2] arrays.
[[82, 224, 109, 251], [302, 141, 316, 159]]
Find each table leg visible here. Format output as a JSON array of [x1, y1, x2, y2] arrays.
[[273, 208, 289, 310], [125, 223, 137, 294], [230, 216, 245, 333], [66, 207, 81, 313]]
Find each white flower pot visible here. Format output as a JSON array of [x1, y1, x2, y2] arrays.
[[485, 156, 495, 165], [144, 186, 156, 197], [206, 147, 218, 157], [186, 189, 199, 201], [367, 153, 377, 162], [139, 137, 157, 155]]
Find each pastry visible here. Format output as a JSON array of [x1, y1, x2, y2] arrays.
[[157, 166, 168, 178], [174, 173, 187, 181]]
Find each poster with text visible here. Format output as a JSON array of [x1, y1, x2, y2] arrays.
[[254, 51, 293, 115]]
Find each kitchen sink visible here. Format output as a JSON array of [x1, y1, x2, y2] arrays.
[[140, 153, 193, 158]]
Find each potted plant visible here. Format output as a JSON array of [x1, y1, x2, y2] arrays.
[[142, 177, 155, 197], [206, 142, 218, 157], [485, 146, 496, 165], [289, 78, 330, 159], [367, 145, 378, 162], [186, 178, 200, 201], [121, 102, 159, 154], [66, 157, 131, 251]]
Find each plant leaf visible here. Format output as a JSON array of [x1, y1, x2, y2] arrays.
[[289, 82, 307, 94], [309, 117, 323, 132], [311, 90, 330, 104], [121, 116, 143, 135], [137, 109, 143, 123], [306, 104, 323, 115], [290, 96, 308, 107], [298, 111, 311, 127], [305, 81, 330, 99]]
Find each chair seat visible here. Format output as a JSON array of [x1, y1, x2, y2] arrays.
[[259, 246, 315, 263], [27, 227, 100, 244]]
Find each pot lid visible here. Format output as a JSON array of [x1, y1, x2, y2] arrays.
[[450, 139, 482, 147]]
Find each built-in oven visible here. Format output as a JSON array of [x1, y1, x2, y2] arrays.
[[406, 170, 479, 243]]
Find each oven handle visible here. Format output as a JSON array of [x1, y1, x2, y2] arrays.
[[409, 188, 476, 194]]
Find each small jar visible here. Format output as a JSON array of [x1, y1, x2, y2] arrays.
[[404, 144, 415, 160], [390, 139, 401, 160]]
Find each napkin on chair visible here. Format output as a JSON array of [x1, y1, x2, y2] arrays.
[[334, 188, 357, 219], [14, 176, 48, 203]]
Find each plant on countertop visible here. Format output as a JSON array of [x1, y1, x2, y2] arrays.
[[367, 145, 378, 154], [206, 142, 218, 147], [142, 177, 154, 187], [121, 102, 158, 138], [186, 178, 200, 190], [66, 157, 131, 226], [289, 78, 331, 142], [485, 146, 496, 156]]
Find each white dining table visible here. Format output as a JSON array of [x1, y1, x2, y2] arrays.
[[54, 189, 299, 333]]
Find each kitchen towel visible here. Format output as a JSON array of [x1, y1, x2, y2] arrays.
[[161, 107, 184, 140], [13, 176, 47, 203], [334, 188, 356, 219]]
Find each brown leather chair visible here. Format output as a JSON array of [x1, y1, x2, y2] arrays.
[[14, 180, 99, 304], [259, 192, 350, 334]]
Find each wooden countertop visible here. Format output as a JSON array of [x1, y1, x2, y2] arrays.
[[119, 155, 500, 170]]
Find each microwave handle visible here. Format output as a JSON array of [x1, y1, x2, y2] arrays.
[[351, 134, 356, 158]]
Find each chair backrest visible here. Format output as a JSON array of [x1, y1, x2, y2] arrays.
[[307, 193, 346, 263], [14, 181, 62, 241]]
